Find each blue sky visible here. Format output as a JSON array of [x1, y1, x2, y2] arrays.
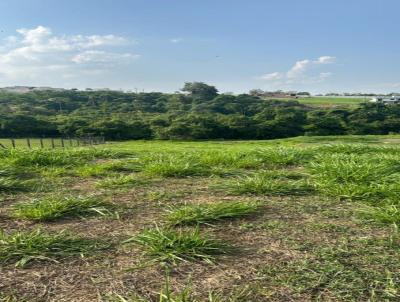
[[0, 0, 399, 93]]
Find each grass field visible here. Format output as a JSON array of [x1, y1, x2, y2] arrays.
[[0, 138, 81, 149], [0, 138, 104, 149], [266, 96, 368, 107], [1, 135, 400, 301]]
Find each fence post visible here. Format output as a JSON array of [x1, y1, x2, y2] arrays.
[[40, 138, 44, 148], [26, 138, 31, 149], [61, 138, 65, 148], [10, 139, 15, 148], [51, 138, 55, 149]]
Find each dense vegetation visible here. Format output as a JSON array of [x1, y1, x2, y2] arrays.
[[1, 82, 400, 140]]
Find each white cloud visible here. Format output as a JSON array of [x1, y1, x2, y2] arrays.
[[319, 72, 332, 80], [259, 56, 336, 85], [316, 56, 336, 64], [71, 50, 139, 64], [0, 25, 138, 84], [286, 59, 311, 79], [170, 38, 183, 43], [259, 72, 284, 81]]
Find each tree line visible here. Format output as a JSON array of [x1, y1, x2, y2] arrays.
[[1, 82, 399, 140]]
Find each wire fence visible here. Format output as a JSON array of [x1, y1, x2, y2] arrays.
[[0, 136, 105, 149]]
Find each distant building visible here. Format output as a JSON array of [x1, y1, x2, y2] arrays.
[[0, 86, 65, 93], [370, 96, 400, 104]]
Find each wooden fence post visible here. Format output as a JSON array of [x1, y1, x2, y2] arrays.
[[51, 138, 55, 149], [40, 138, 44, 148], [26, 138, 31, 149], [11, 139, 15, 148]]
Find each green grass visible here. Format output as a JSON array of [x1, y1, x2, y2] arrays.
[[96, 174, 148, 188], [308, 153, 400, 201], [0, 229, 111, 267], [266, 96, 367, 106], [141, 154, 212, 178], [125, 227, 231, 264], [166, 201, 261, 226], [3, 135, 400, 300], [74, 162, 128, 177], [0, 167, 38, 193], [226, 171, 313, 195], [0, 177, 30, 193], [0, 148, 119, 167], [296, 96, 367, 105], [261, 240, 400, 301], [0, 138, 80, 149], [12, 195, 114, 221], [358, 205, 400, 225]]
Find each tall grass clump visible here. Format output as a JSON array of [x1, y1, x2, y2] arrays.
[[12, 195, 114, 221], [0, 148, 120, 168], [141, 153, 211, 178], [0, 177, 30, 193], [96, 174, 148, 188], [253, 147, 312, 167], [198, 151, 261, 170], [0, 167, 37, 193], [358, 205, 400, 225], [316, 144, 400, 156], [198, 147, 311, 170], [308, 153, 400, 201], [0, 229, 111, 267], [227, 171, 312, 196], [74, 162, 126, 177], [166, 201, 261, 226], [125, 227, 230, 264]]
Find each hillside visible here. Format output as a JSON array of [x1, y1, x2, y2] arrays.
[[0, 83, 399, 140]]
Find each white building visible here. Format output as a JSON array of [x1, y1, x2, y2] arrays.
[[370, 96, 400, 104]]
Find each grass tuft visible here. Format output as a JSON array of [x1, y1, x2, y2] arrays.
[[0, 229, 111, 267], [308, 153, 400, 201], [0, 177, 30, 193], [166, 201, 261, 226], [96, 174, 148, 188], [226, 171, 313, 195], [358, 204, 400, 225], [12, 195, 114, 221], [125, 227, 230, 264], [142, 156, 210, 178]]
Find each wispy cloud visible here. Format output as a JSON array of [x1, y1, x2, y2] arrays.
[[170, 38, 183, 43], [0, 25, 139, 83], [259, 56, 336, 85], [259, 71, 284, 81], [71, 50, 139, 64]]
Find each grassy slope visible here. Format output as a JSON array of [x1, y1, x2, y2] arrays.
[[1, 135, 400, 301], [265, 96, 367, 107]]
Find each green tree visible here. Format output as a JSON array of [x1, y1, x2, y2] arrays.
[[181, 82, 218, 101]]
